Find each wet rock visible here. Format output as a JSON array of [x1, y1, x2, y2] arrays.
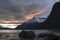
[[19, 31, 36, 39]]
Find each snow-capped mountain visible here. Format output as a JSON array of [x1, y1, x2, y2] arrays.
[[26, 16, 47, 24]]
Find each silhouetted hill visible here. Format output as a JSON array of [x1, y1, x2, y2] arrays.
[[16, 22, 40, 29]]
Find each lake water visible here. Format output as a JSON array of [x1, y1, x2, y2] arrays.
[[0, 30, 60, 40]]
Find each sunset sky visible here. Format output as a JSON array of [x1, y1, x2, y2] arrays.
[[0, 0, 60, 24]]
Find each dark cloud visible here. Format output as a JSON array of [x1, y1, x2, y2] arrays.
[[0, 0, 13, 8], [6, 6, 22, 13]]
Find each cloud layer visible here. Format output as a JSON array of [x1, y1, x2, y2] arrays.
[[0, 0, 59, 24]]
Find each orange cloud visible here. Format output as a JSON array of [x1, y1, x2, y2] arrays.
[[24, 9, 46, 21]]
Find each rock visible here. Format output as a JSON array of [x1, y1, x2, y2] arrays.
[[18, 31, 36, 39], [37, 33, 60, 40]]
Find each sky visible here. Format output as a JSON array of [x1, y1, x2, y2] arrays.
[[0, 0, 60, 24]]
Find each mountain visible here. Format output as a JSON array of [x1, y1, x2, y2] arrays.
[[26, 16, 47, 23], [15, 16, 47, 29], [16, 2, 60, 29]]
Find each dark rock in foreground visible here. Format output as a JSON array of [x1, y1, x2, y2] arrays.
[[19, 31, 36, 39]]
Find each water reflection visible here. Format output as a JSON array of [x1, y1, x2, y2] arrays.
[[0, 30, 60, 40]]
